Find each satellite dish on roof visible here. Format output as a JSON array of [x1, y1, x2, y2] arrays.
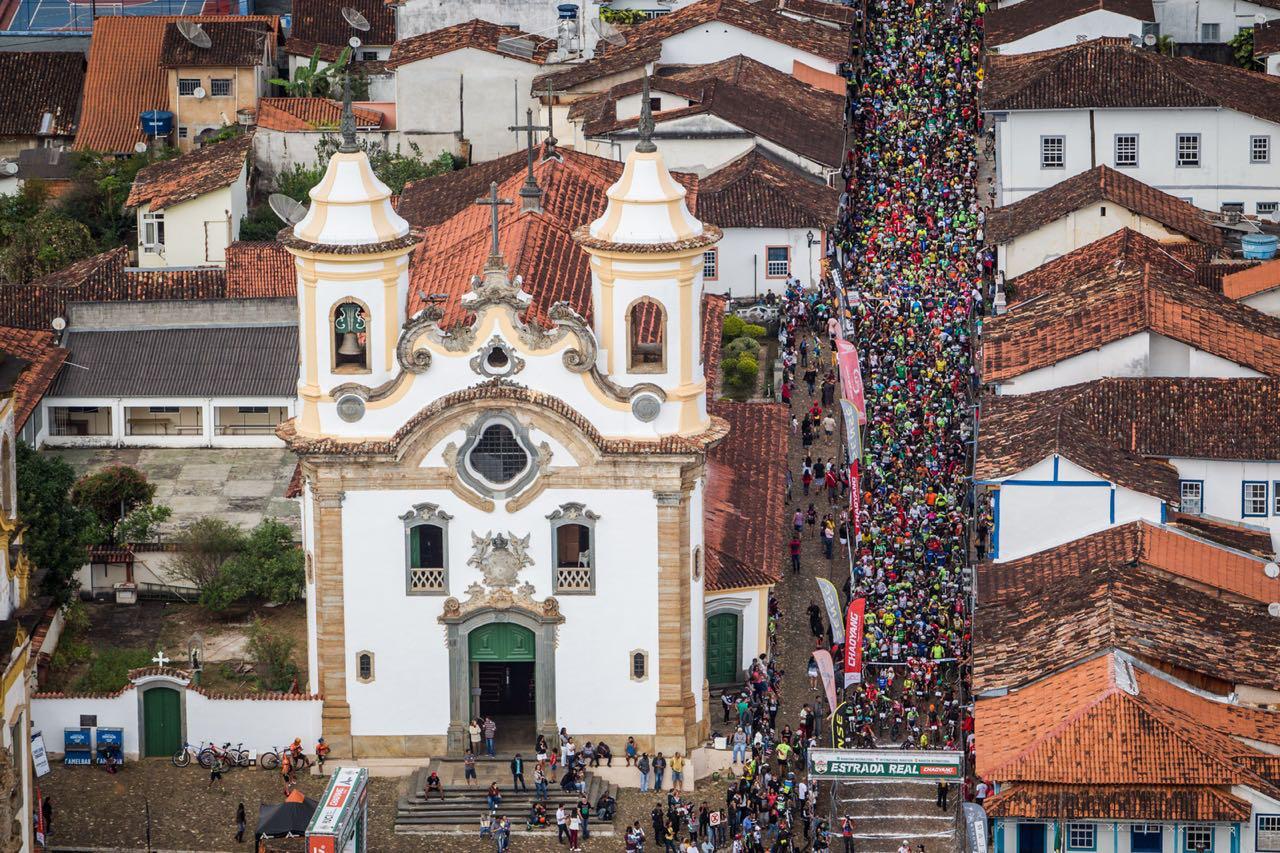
[[1269, 602, 1280, 618], [349, 35, 362, 49], [497, 35, 538, 58], [1257, 13, 1268, 23], [341, 6, 371, 30], [134, 141, 148, 154], [1142, 33, 1157, 46], [591, 18, 627, 46], [0, 162, 16, 177], [177, 20, 213, 49], [269, 193, 309, 225], [1266, 561, 1280, 579], [50, 317, 66, 332]]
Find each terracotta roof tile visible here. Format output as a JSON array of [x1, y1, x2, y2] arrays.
[[986, 229, 1280, 380], [705, 400, 789, 590], [0, 247, 234, 330], [579, 60, 845, 168], [595, 0, 849, 64], [1195, 258, 1257, 293], [984, 38, 1280, 125], [225, 242, 295, 297], [159, 20, 276, 68], [984, 782, 1253, 822], [1256, 19, 1280, 56], [289, 0, 394, 47], [1165, 512, 1276, 558], [254, 97, 383, 131], [74, 15, 276, 153], [0, 52, 84, 138], [702, 293, 727, 389], [532, 43, 660, 93], [388, 20, 555, 69], [986, 0, 1154, 47], [125, 135, 251, 211], [0, 327, 68, 431], [1223, 256, 1280, 299], [696, 149, 838, 229], [975, 524, 1280, 692], [772, 0, 857, 27], [985, 166, 1222, 247], [977, 377, 1280, 495]]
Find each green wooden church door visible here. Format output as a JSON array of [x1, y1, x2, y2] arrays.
[[706, 613, 740, 685]]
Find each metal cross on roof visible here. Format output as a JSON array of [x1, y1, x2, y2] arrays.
[[509, 107, 551, 211], [338, 71, 358, 153], [636, 74, 657, 154], [474, 181, 513, 268]]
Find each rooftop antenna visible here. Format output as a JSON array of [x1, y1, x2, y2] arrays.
[[177, 20, 212, 49], [635, 75, 656, 153], [591, 17, 627, 47], [268, 193, 308, 225], [341, 6, 371, 30]]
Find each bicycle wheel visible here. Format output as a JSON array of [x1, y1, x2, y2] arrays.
[[198, 748, 216, 769], [172, 748, 191, 768], [235, 749, 252, 767], [260, 750, 279, 771]]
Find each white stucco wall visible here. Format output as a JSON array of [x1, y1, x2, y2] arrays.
[[708, 227, 823, 297], [997, 201, 1185, 279], [1154, 0, 1280, 43], [1242, 287, 1280, 316], [39, 396, 295, 449], [994, 10, 1145, 53], [394, 48, 556, 164], [991, 816, 1276, 853], [136, 167, 246, 268], [1172, 457, 1280, 535], [995, 331, 1265, 395], [986, 456, 1165, 561], [993, 107, 1280, 212], [658, 25, 838, 75], [339, 484, 664, 737], [253, 129, 398, 187]]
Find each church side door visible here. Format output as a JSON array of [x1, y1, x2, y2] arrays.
[[706, 613, 739, 685]]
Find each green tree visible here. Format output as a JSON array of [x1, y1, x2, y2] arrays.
[[0, 209, 98, 284], [70, 465, 158, 544], [200, 519, 303, 611], [238, 204, 287, 241], [58, 148, 172, 249], [275, 162, 326, 202], [601, 7, 649, 24], [15, 443, 95, 603], [247, 617, 299, 692], [1231, 27, 1264, 70], [115, 503, 173, 545], [314, 138, 457, 194], [269, 46, 350, 97], [169, 518, 245, 591]]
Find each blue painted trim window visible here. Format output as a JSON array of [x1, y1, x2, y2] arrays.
[[1068, 824, 1098, 851], [1179, 480, 1203, 515], [991, 489, 1001, 561], [1109, 488, 1116, 524], [1243, 481, 1269, 518], [1273, 484, 1280, 517], [1256, 814, 1280, 853], [1131, 825, 1163, 853], [1185, 824, 1215, 853]]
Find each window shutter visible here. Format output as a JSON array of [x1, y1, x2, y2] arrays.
[[410, 526, 422, 567]]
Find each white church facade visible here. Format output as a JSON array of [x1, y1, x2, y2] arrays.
[[281, 94, 736, 759]]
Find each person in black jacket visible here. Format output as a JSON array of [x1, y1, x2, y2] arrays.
[[510, 753, 527, 791]]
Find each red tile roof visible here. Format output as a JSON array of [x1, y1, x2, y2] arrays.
[[402, 145, 697, 327], [984, 38, 1280, 125], [976, 652, 1280, 813], [532, 43, 661, 94], [986, 0, 1154, 47], [225, 242, 295, 297], [578, 59, 845, 168], [288, 0, 394, 47], [74, 15, 277, 153], [0, 52, 85, 138], [985, 166, 1222, 247], [698, 148, 838, 229], [1257, 19, 1280, 56], [159, 20, 277, 68], [976, 523, 1280, 692], [1164, 511, 1276, 558], [769, 0, 857, 27], [254, 97, 384, 131], [596, 0, 849, 64], [387, 20, 555, 69], [977, 377, 1280, 495], [125, 134, 251, 211], [705, 400, 789, 591], [0, 327, 68, 430], [1223, 256, 1280, 299], [985, 229, 1280, 381]]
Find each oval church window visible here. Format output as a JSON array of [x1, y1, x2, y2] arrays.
[[469, 423, 528, 485]]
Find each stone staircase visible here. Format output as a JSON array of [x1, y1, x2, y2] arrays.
[[830, 778, 960, 853], [394, 755, 619, 835]]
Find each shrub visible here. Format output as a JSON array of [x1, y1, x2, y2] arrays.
[[16, 442, 95, 603], [248, 618, 299, 692], [70, 465, 157, 543], [721, 314, 745, 340], [724, 336, 760, 361], [186, 519, 304, 612], [742, 323, 768, 339], [734, 356, 759, 383], [170, 518, 245, 591], [72, 647, 153, 693]]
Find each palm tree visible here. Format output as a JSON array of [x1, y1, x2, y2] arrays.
[[269, 47, 351, 97]]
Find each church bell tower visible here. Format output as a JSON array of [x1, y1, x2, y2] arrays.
[[574, 77, 722, 436], [283, 83, 418, 438]]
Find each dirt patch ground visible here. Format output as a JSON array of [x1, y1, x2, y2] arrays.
[[37, 762, 732, 852]]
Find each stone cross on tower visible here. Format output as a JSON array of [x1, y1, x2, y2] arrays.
[[475, 181, 513, 270], [636, 74, 657, 154], [543, 80, 560, 153], [338, 71, 358, 153], [509, 108, 551, 212]]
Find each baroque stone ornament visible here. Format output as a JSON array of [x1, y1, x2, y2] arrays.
[[471, 336, 526, 378], [467, 531, 534, 589]]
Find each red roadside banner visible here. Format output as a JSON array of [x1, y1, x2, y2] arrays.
[[835, 338, 865, 420], [844, 597, 866, 685]]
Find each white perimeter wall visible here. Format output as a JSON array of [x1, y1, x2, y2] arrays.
[[1155, 0, 1280, 43], [997, 202, 1184, 279], [995, 107, 1280, 213]]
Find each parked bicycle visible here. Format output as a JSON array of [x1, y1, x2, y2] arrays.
[[172, 741, 200, 768], [259, 744, 312, 772], [199, 741, 250, 769]]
